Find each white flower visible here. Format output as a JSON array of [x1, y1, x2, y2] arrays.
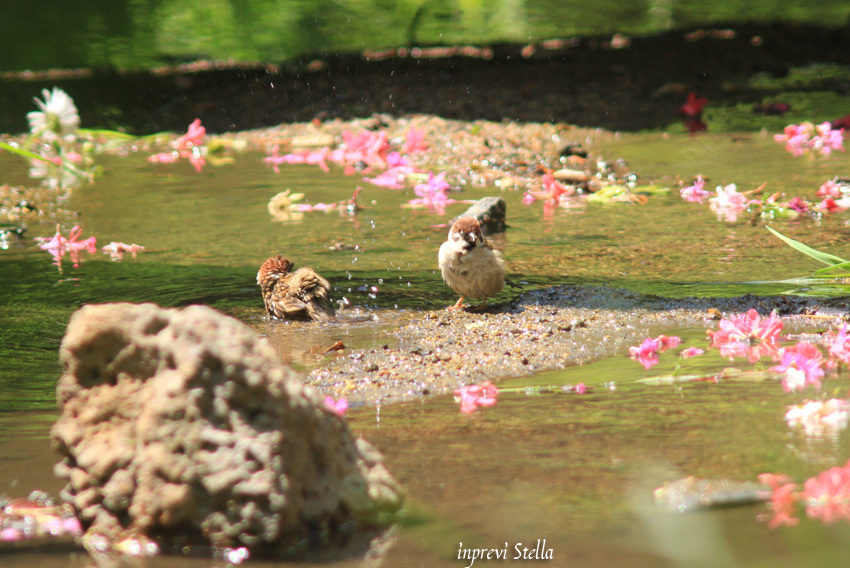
[[26, 87, 80, 140], [786, 399, 850, 439]]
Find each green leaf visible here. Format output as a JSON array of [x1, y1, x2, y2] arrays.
[[765, 225, 848, 266], [813, 261, 850, 276], [77, 128, 137, 141], [0, 141, 56, 163]]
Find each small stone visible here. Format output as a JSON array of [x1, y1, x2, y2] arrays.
[[452, 196, 506, 234]]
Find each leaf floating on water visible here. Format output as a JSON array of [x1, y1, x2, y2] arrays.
[[637, 368, 776, 385], [636, 374, 712, 385], [655, 476, 768, 513]]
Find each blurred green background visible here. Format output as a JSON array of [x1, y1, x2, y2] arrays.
[[2, 0, 848, 72]]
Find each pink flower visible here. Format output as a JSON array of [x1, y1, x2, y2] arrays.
[[828, 325, 850, 365], [324, 396, 349, 416], [818, 180, 842, 198], [147, 151, 179, 164], [771, 342, 825, 392], [775, 121, 844, 156], [814, 122, 844, 155], [102, 242, 145, 261], [817, 196, 849, 213], [656, 335, 681, 350], [629, 337, 662, 369], [802, 460, 850, 524], [758, 473, 800, 528], [402, 127, 429, 154], [680, 175, 710, 203], [707, 309, 783, 344], [0, 528, 20, 542], [786, 197, 809, 213], [175, 118, 206, 149], [363, 152, 418, 188], [62, 517, 83, 535], [454, 381, 499, 413], [541, 172, 573, 202], [680, 347, 705, 358], [677, 92, 707, 118], [35, 224, 96, 269], [264, 146, 330, 173], [709, 183, 751, 222], [408, 171, 456, 212], [149, 148, 206, 172], [334, 129, 390, 168], [522, 192, 535, 205]]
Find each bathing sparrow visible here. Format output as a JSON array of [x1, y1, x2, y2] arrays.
[[438, 217, 505, 311], [257, 255, 336, 321]]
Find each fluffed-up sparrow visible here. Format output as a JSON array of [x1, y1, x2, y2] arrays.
[[438, 216, 506, 311], [257, 255, 336, 321]]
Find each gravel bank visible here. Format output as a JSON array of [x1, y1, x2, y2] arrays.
[[306, 285, 848, 405]]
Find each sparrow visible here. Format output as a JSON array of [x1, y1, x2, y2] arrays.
[[257, 255, 336, 322], [438, 216, 506, 311]]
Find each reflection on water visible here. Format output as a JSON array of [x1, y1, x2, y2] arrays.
[[4, 1, 849, 72]]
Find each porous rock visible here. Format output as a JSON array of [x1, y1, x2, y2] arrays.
[[50, 302, 403, 556]]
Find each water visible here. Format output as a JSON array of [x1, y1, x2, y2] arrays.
[[2, 125, 850, 564]]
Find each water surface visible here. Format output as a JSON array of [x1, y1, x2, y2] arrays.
[[2, 126, 850, 565]]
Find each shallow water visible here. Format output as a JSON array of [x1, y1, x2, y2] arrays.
[[2, 127, 850, 565]]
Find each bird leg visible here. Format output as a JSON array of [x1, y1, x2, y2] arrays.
[[447, 295, 466, 310], [468, 299, 489, 313]]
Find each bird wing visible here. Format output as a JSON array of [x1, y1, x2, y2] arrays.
[[291, 269, 337, 321]]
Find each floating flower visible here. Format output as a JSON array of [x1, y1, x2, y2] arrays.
[[174, 118, 206, 149], [26, 87, 80, 140], [147, 151, 179, 164], [34, 224, 96, 269], [102, 242, 145, 261], [629, 338, 661, 369], [454, 381, 499, 413], [828, 325, 850, 365], [802, 461, 850, 524], [324, 396, 349, 416], [402, 127, 429, 154], [785, 399, 850, 439], [680, 347, 705, 358], [758, 473, 800, 528], [707, 309, 782, 345], [407, 171, 456, 212], [330, 129, 390, 168], [680, 175, 710, 203], [363, 152, 419, 188], [709, 183, 751, 222], [264, 146, 330, 174], [707, 309, 782, 362], [774, 121, 844, 156], [816, 196, 850, 213], [771, 342, 825, 392]]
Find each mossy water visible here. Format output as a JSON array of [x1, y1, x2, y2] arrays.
[[2, 123, 850, 565]]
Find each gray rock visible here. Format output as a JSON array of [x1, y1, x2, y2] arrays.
[[51, 303, 403, 557], [452, 196, 506, 234]]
